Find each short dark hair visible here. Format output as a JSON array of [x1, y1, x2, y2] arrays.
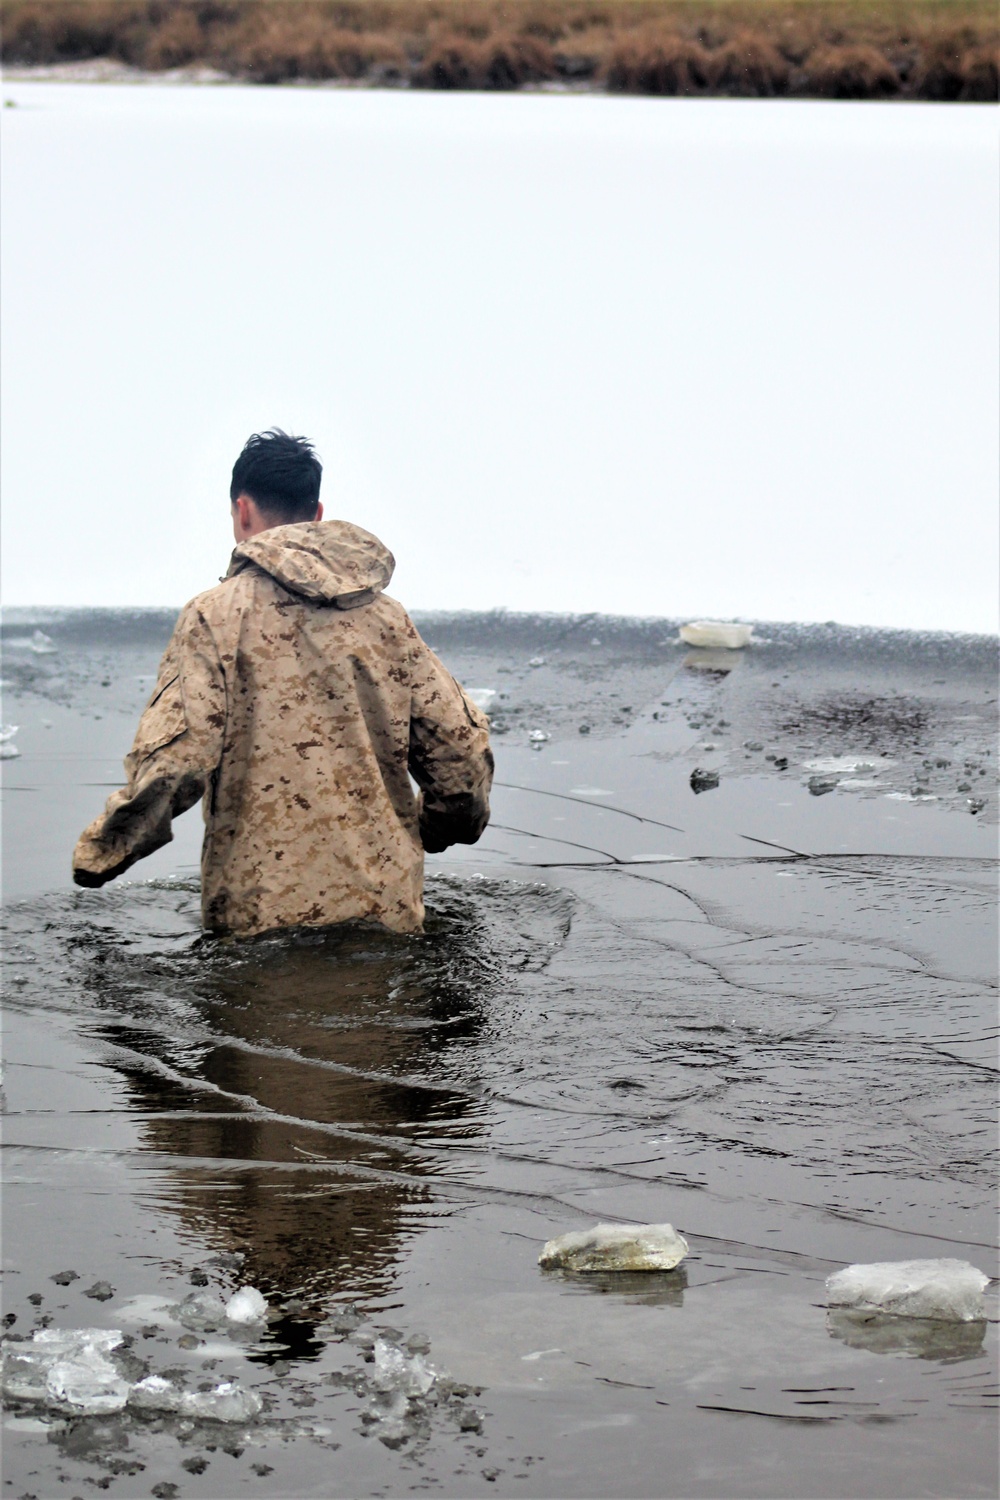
[[230, 429, 322, 522]]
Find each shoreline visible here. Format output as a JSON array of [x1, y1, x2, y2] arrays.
[[4, 57, 997, 103], [3, 0, 997, 103]]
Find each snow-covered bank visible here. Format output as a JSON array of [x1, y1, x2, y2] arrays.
[[2, 85, 997, 631]]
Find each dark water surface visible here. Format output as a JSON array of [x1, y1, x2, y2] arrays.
[[2, 612, 997, 1497]]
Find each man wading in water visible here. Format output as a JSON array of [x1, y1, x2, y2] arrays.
[[73, 429, 493, 935]]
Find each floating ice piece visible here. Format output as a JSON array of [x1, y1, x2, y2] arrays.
[[28, 1328, 122, 1358], [129, 1374, 262, 1422], [466, 688, 497, 713], [128, 1374, 183, 1413], [0, 743, 19, 760], [3, 1329, 129, 1414], [371, 1337, 436, 1397], [360, 1337, 441, 1448], [47, 1352, 131, 1414], [803, 757, 884, 775], [169, 1289, 228, 1328], [3, 1347, 60, 1404], [225, 1286, 268, 1325], [182, 1380, 263, 1422], [826, 1259, 989, 1322], [539, 1222, 688, 1273], [679, 622, 753, 650], [807, 774, 839, 796], [528, 657, 546, 667], [113, 1293, 178, 1328], [690, 767, 720, 793], [0, 724, 19, 742], [362, 1386, 412, 1447], [30, 630, 58, 654], [528, 730, 549, 743]]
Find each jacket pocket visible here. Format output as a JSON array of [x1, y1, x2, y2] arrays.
[[132, 674, 187, 767]]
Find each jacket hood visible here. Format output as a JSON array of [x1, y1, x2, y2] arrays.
[[227, 520, 395, 608]]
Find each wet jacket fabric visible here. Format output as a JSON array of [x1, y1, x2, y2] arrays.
[[72, 521, 493, 936]]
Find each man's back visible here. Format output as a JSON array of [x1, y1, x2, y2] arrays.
[[73, 520, 493, 935]]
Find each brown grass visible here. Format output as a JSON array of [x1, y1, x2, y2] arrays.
[[2, 1, 997, 101]]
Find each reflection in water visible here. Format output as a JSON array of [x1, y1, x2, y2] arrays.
[[11, 875, 571, 1323], [682, 651, 738, 677], [543, 1266, 687, 1308], [827, 1309, 987, 1363], [5, 854, 995, 1368]]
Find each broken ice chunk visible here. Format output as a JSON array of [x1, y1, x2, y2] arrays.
[[82, 1280, 114, 1302], [224, 1286, 268, 1325], [30, 630, 58, 654], [3, 1347, 58, 1403], [46, 1352, 131, 1414], [169, 1289, 228, 1329], [539, 1222, 688, 1273], [679, 622, 753, 650], [129, 1374, 262, 1422], [803, 757, 884, 775], [371, 1337, 436, 1397], [826, 1259, 989, 1322], [689, 767, 720, 793], [128, 1374, 184, 1413], [0, 726, 20, 760], [466, 688, 497, 713], [362, 1386, 413, 1447], [2, 1329, 128, 1414], [180, 1380, 263, 1422], [807, 774, 839, 796], [32, 1328, 123, 1355]]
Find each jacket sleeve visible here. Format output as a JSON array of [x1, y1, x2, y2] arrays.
[[408, 635, 494, 855], [72, 603, 227, 888]]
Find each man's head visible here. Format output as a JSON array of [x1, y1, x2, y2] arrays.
[[230, 429, 323, 541]]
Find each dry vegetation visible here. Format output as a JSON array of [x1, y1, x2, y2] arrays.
[[2, 0, 997, 100]]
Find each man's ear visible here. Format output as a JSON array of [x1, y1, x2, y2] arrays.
[[232, 495, 255, 537], [315, 501, 324, 522]]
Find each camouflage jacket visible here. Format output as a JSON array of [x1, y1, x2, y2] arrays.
[[72, 521, 493, 936]]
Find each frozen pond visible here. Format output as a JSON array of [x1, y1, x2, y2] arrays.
[[2, 610, 997, 1496], [2, 84, 998, 631]]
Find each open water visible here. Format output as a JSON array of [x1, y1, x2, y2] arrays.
[[2, 610, 997, 1496]]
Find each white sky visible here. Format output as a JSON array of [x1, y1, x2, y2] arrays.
[[2, 85, 997, 631]]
